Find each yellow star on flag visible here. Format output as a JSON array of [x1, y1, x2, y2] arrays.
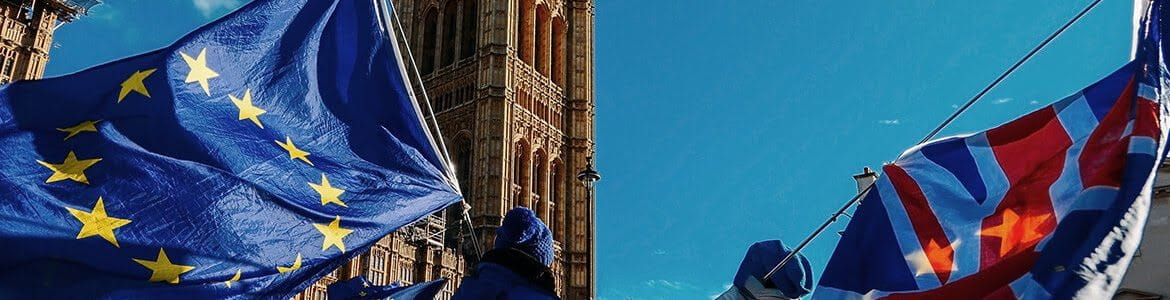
[[309, 174, 347, 207], [118, 69, 157, 102], [65, 196, 132, 247], [57, 120, 101, 140], [313, 216, 354, 253], [133, 248, 196, 284], [180, 48, 219, 95], [224, 269, 242, 287], [37, 151, 102, 185], [275, 136, 313, 165], [229, 89, 266, 128], [277, 253, 302, 273]]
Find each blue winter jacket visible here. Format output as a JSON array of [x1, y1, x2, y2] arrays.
[[450, 248, 559, 300]]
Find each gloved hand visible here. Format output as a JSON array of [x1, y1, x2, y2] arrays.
[[731, 240, 813, 299]]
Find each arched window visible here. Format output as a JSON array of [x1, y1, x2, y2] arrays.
[[533, 149, 548, 221], [441, 0, 459, 67], [461, 0, 478, 59], [5, 57, 14, 77], [447, 135, 473, 247], [552, 17, 566, 86], [516, 0, 534, 65], [456, 139, 473, 196], [512, 141, 530, 209], [550, 159, 563, 240], [535, 5, 551, 76], [420, 9, 438, 74]]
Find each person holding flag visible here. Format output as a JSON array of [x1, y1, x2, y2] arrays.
[[452, 207, 560, 300], [715, 240, 814, 300]]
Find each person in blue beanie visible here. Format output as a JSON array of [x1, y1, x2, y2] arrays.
[[715, 240, 814, 300], [452, 207, 559, 300]]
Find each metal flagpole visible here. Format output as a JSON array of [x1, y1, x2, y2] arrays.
[[378, 0, 484, 259], [917, 0, 1105, 145], [761, 0, 1105, 282]]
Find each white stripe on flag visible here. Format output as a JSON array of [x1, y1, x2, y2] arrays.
[[875, 176, 944, 290], [1139, 83, 1158, 100], [965, 134, 1011, 211], [897, 151, 991, 282], [1050, 94, 1099, 222], [1009, 273, 1052, 299], [1129, 135, 1158, 155], [810, 285, 890, 300], [1037, 186, 1119, 251]]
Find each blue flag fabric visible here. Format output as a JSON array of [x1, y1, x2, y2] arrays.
[[378, 278, 449, 300], [327, 276, 400, 300], [328, 277, 447, 300], [0, 0, 462, 298]]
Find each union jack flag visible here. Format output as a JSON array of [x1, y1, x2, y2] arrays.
[[814, 3, 1170, 299]]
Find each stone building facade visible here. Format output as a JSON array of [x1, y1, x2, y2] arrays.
[[297, 0, 597, 298], [0, 0, 92, 83]]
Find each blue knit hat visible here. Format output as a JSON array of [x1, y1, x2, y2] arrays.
[[732, 240, 813, 299], [494, 207, 554, 266]]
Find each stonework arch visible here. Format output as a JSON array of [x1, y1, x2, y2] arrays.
[[450, 130, 474, 196]]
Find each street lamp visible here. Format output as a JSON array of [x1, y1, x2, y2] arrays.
[[576, 155, 600, 299], [577, 156, 601, 189]]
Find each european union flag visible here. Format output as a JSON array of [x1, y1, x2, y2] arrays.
[[0, 0, 462, 298], [327, 276, 448, 300]]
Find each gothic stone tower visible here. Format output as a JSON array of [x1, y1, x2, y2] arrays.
[[396, 0, 597, 298], [0, 0, 92, 83]]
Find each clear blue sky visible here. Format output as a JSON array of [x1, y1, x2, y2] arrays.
[[45, 1, 1134, 299]]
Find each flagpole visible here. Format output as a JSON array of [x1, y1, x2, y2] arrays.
[[378, 0, 484, 259], [761, 0, 1105, 283], [918, 0, 1104, 145], [761, 184, 873, 281]]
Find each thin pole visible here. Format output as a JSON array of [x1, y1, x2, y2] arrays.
[[382, 0, 458, 187], [918, 0, 1104, 144], [382, 0, 483, 259], [761, 0, 1104, 282], [761, 184, 872, 281]]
